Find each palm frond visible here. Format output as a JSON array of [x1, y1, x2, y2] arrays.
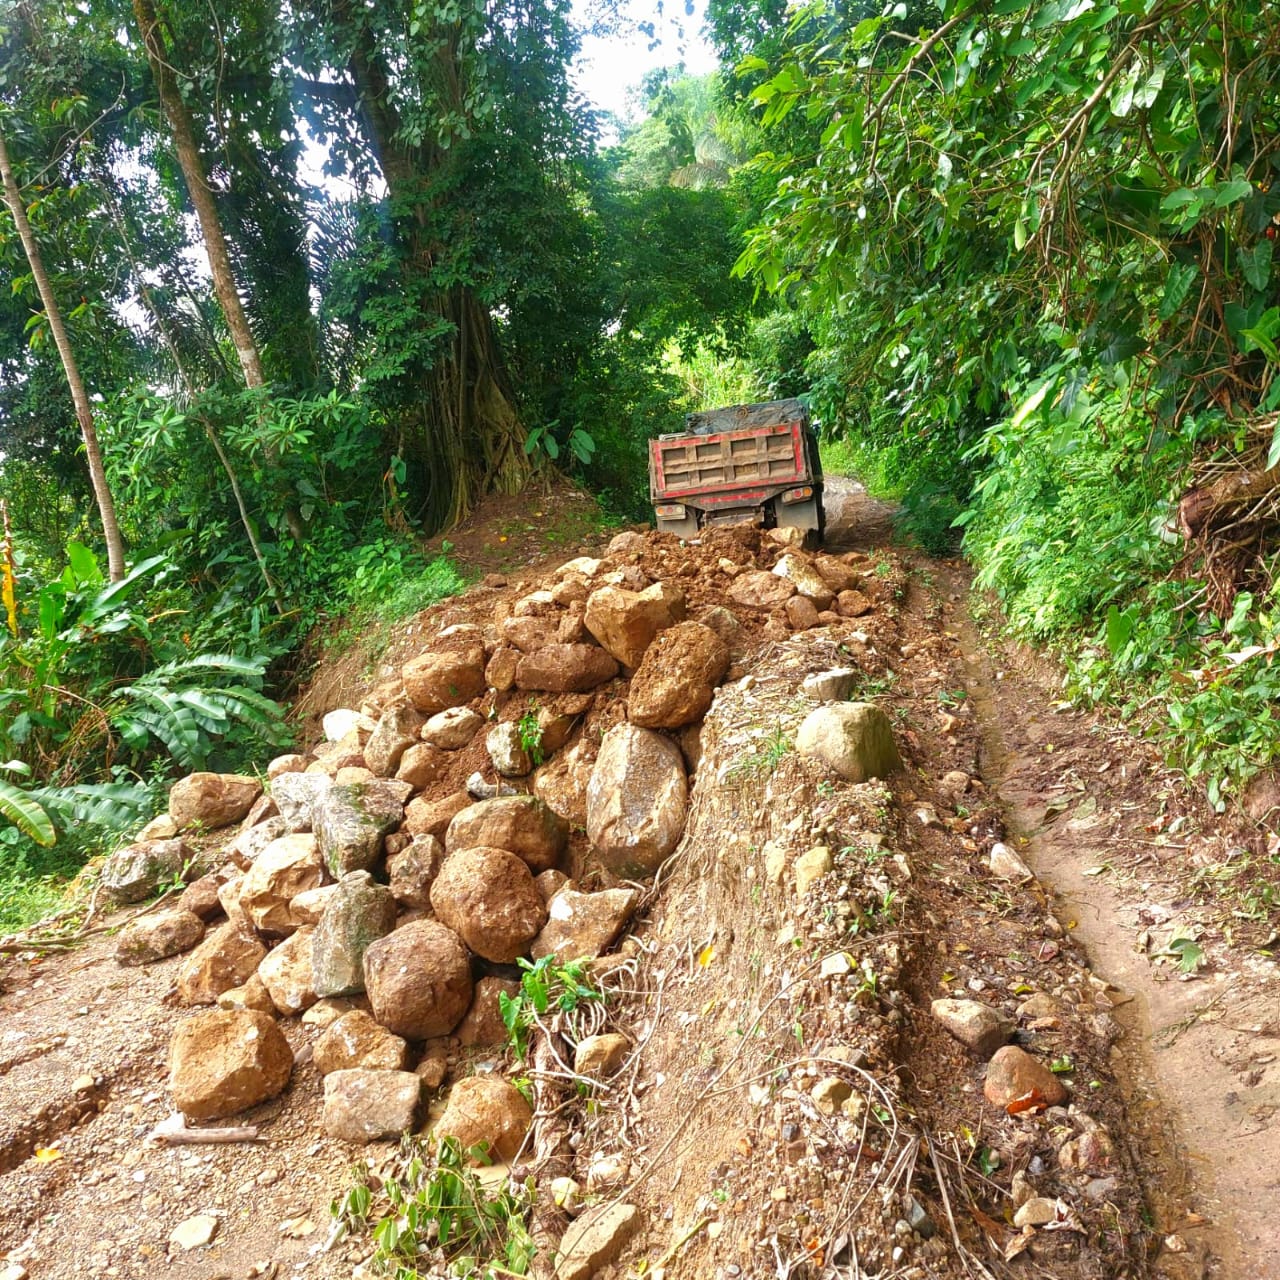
[[31, 782, 152, 831], [0, 778, 56, 846]]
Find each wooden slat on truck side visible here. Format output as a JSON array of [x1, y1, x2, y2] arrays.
[[651, 423, 806, 498]]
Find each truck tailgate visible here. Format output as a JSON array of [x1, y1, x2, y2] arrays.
[[650, 422, 806, 498]]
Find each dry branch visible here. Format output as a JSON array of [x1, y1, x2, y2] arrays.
[[148, 1112, 263, 1145]]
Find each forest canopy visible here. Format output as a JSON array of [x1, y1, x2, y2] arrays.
[[3, 0, 1280, 885]]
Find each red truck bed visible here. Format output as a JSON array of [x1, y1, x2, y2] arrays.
[[647, 398, 824, 541]]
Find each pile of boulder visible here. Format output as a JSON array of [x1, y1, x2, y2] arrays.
[[97, 526, 883, 1160]]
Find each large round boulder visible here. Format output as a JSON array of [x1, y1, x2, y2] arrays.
[[363, 920, 473, 1040], [445, 796, 568, 874], [583, 582, 686, 668], [795, 702, 902, 782], [586, 724, 688, 877], [627, 621, 729, 730], [168, 773, 262, 831], [168, 1008, 292, 1121], [402, 644, 486, 714], [434, 1075, 533, 1164], [429, 847, 548, 965]]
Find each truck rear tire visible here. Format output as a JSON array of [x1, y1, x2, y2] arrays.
[[775, 497, 824, 548], [656, 514, 699, 540]]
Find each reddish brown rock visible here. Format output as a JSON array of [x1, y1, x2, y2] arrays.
[[586, 724, 688, 877], [177, 924, 268, 1006], [396, 743, 449, 790], [583, 582, 686, 668], [314, 1010, 409, 1075], [532, 741, 595, 829], [485, 646, 520, 693], [168, 1008, 292, 1121], [403, 790, 473, 840], [168, 773, 262, 831], [115, 909, 206, 966], [628, 622, 729, 730], [238, 834, 326, 936], [773, 554, 835, 609], [785, 595, 821, 631], [257, 927, 319, 1015], [836, 589, 873, 618], [455, 976, 520, 1047], [387, 835, 446, 910], [813, 554, 860, 594], [531, 887, 639, 961], [363, 920, 473, 1040], [402, 644, 487, 714], [445, 796, 568, 874], [984, 1046, 1068, 1110], [216, 973, 276, 1014], [516, 644, 619, 694], [429, 847, 548, 965], [365, 701, 424, 777], [178, 866, 236, 921], [501, 615, 559, 653], [727, 570, 795, 611], [433, 1076, 532, 1163], [267, 753, 308, 780]]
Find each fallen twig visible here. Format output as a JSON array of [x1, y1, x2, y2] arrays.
[[148, 1112, 263, 1145], [649, 1215, 710, 1272]]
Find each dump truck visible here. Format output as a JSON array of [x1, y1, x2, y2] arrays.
[[648, 397, 824, 542]]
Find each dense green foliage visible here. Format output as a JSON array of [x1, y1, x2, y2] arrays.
[[721, 0, 1280, 805]]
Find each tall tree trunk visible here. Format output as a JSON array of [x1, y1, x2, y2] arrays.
[[0, 126, 127, 581], [336, 5, 531, 530], [131, 0, 306, 545], [98, 172, 286, 612]]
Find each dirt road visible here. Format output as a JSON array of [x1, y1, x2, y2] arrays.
[[1, 478, 1275, 1279]]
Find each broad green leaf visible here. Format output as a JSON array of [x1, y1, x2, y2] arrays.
[[1242, 240, 1273, 291], [1010, 380, 1052, 429], [1159, 261, 1197, 320], [1108, 63, 1141, 117], [1104, 606, 1135, 656], [0, 778, 55, 845], [1267, 418, 1280, 471], [1213, 179, 1254, 208], [1133, 64, 1165, 109], [1097, 332, 1146, 365], [65, 542, 100, 584], [1159, 188, 1199, 211]]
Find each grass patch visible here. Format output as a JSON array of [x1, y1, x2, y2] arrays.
[[324, 554, 468, 664], [0, 837, 90, 935]]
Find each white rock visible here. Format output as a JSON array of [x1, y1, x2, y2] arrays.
[[169, 1214, 219, 1250]]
